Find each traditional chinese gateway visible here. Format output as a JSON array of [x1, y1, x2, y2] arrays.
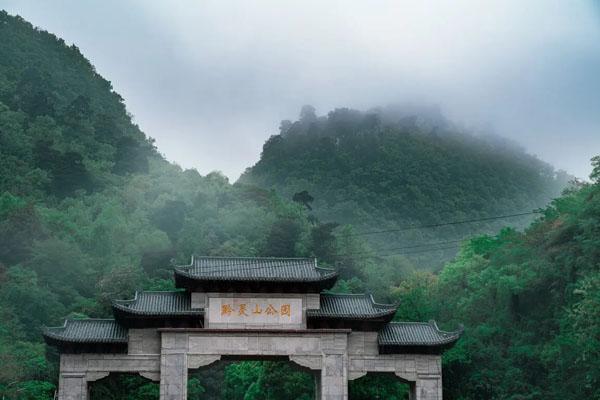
[[43, 256, 462, 400]]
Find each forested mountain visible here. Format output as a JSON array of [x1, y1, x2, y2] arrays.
[[0, 12, 419, 399], [1, 11, 597, 400], [397, 157, 600, 399], [0, 12, 332, 399], [0, 12, 156, 198], [240, 106, 571, 267]]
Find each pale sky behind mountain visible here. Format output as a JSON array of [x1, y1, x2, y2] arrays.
[[3, 0, 600, 180]]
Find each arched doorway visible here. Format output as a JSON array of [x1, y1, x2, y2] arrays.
[[188, 356, 316, 399], [89, 372, 158, 400], [349, 372, 410, 400]]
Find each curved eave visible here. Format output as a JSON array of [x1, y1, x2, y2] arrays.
[[174, 266, 338, 283], [308, 293, 397, 321], [43, 336, 127, 354], [111, 301, 205, 317], [42, 326, 127, 356], [174, 269, 338, 293], [378, 334, 461, 347], [378, 321, 463, 354], [43, 329, 127, 345], [307, 307, 397, 321]]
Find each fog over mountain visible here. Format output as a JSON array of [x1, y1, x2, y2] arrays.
[[4, 0, 600, 179]]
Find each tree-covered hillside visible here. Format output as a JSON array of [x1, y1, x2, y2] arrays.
[[0, 12, 337, 399], [240, 106, 571, 267], [1, 10, 597, 400], [0, 12, 156, 198], [394, 156, 600, 399]]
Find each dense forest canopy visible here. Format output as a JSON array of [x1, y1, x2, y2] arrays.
[[0, 11, 598, 400], [240, 105, 571, 268], [429, 158, 600, 399], [0, 12, 334, 399]]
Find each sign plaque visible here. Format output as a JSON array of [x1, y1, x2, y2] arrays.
[[208, 297, 302, 326]]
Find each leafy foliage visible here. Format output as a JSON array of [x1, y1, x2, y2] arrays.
[[349, 374, 409, 400], [222, 361, 314, 400], [0, 12, 329, 399], [0, 10, 597, 400], [391, 167, 600, 399], [241, 106, 571, 268]]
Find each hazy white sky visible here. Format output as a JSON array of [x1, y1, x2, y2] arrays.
[[3, 0, 600, 179]]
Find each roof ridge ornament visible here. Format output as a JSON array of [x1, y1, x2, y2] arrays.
[[428, 319, 464, 335]]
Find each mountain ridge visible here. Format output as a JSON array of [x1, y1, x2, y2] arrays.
[[1, 10, 596, 400], [240, 106, 571, 267]]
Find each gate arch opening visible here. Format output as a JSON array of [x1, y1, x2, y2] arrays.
[[89, 372, 158, 400], [188, 357, 316, 399], [349, 372, 410, 400]]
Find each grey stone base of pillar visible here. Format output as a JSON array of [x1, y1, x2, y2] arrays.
[[58, 373, 88, 400]]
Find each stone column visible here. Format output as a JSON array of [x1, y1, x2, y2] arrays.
[[320, 354, 348, 400], [314, 372, 322, 400], [160, 333, 188, 400], [414, 376, 442, 400], [159, 353, 187, 400], [408, 381, 416, 400], [58, 373, 88, 400]]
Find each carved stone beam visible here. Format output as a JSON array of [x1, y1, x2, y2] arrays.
[[187, 354, 222, 369]]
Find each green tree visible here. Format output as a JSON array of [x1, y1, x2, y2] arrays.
[[292, 190, 314, 210]]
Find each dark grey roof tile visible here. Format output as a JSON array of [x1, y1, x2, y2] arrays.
[[378, 321, 462, 346], [113, 291, 202, 316], [175, 256, 337, 282], [308, 293, 397, 319], [43, 319, 127, 343]]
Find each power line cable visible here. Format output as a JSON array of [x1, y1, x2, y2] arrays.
[[334, 238, 466, 258], [177, 242, 461, 274], [378, 244, 461, 257], [339, 211, 540, 237], [175, 211, 540, 274]]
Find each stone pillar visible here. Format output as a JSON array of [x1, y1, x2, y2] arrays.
[[58, 373, 88, 400], [320, 354, 348, 400], [159, 353, 187, 400], [408, 381, 416, 400], [414, 376, 442, 400], [160, 333, 188, 400], [314, 372, 322, 400]]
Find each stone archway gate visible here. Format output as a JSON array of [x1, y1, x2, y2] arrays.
[[58, 329, 442, 400], [45, 256, 461, 400]]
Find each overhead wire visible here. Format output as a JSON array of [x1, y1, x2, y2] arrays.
[[333, 238, 466, 258], [338, 211, 540, 237], [177, 243, 462, 275], [177, 210, 540, 274]]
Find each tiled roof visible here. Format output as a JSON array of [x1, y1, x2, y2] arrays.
[[43, 319, 127, 343], [308, 293, 397, 319], [175, 256, 337, 282], [113, 291, 202, 316], [378, 321, 462, 347]]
